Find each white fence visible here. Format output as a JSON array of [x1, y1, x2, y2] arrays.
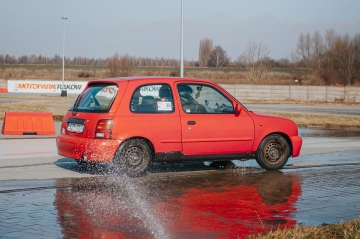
[[220, 84, 360, 103]]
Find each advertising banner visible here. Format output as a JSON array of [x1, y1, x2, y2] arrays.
[[7, 80, 88, 94]]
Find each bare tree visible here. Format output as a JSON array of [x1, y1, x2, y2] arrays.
[[198, 38, 213, 67], [18, 55, 29, 64], [28, 54, 38, 64], [106, 53, 134, 78], [296, 33, 314, 69], [118, 54, 134, 76], [295, 29, 360, 85], [240, 42, 271, 83], [2, 53, 183, 68], [106, 53, 121, 78], [296, 31, 324, 70], [324, 29, 338, 50], [332, 33, 355, 85], [237, 54, 247, 67], [351, 33, 360, 84], [208, 45, 229, 67], [311, 31, 325, 70], [289, 52, 309, 84]]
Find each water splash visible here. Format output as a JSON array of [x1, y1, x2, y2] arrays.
[[64, 175, 171, 238]]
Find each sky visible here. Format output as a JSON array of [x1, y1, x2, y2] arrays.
[[1, 0, 360, 61]]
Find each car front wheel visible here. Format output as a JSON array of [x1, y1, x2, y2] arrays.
[[256, 134, 290, 170], [113, 139, 151, 177]]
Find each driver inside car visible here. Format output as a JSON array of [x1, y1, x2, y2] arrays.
[[177, 84, 207, 113], [178, 84, 197, 103]]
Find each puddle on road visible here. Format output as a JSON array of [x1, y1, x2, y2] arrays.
[[299, 128, 360, 137], [2, 166, 360, 238], [53, 170, 300, 238]]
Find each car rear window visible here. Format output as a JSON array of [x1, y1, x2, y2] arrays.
[[71, 84, 118, 113]]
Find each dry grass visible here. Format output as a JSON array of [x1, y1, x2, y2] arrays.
[[247, 217, 360, 239], [0, 67, 328, 86], [261, 111, 360, 130], [0, 68, 103, 81], [3, 65, 360, 86], [0, 95, 76, 120]]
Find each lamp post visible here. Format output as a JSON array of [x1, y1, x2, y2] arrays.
[[61, 17, 68, 97], [180, 0, 184, 77]]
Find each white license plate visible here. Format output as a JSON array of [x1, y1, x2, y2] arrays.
[[67, 123, 84, 133]]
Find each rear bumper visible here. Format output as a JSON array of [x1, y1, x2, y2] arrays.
[[56, 135, 122, 162], [290, 135, 302, 157]]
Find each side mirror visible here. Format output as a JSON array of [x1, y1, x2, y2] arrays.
[[234, 103, 242, 116]]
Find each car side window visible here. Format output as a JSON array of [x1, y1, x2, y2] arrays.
[[177, 84, 234, 114], [130, 84, 174, 113]]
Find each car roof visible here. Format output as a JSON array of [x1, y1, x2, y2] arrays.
[[88, 76, 214, 85]]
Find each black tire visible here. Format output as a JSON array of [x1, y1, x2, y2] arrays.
[[256, 134, 290, 170], [113, 139, 151, 177]]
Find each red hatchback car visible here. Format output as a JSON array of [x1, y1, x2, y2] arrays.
[[56, 77, 302, 176]]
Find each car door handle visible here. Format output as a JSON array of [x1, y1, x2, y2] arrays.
[[187, 121, 196, 125]]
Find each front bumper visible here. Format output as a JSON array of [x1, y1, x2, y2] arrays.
[[56, 135, 122, 162], [290, 135, 302, 157]]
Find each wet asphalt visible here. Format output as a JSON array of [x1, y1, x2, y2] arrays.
[[1, 164, 360, 238], [1, 122, 360, 238]]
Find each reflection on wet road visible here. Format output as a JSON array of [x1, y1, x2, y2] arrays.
[[54, 171, 300, 238], [1, 166, 360, 239]]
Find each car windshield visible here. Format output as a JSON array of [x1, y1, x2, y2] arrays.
[[71, 84, 118, 113]]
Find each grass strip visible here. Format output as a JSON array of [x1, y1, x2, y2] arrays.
[[247, 217, 360, 239], [262, 111, 360, 130]]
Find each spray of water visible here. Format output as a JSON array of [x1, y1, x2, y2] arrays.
[[113, 177, 170, 238], [69, 176, 171, 238], [70, 140, 171, 238]]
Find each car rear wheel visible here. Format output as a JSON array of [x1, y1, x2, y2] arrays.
[[113, 139, 151, 177], [256, 134, 290, 170]]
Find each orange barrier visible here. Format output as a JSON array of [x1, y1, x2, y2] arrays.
[[1, 112, 55, 135], [0, 79, 7, 93]]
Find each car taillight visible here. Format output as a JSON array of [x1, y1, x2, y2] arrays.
[[95, 119, 113, 139], [61, 121, 66, 134]]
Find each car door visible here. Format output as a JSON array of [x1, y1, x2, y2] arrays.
[[116, 82, 182, 154], [176, 82, 254, 156]]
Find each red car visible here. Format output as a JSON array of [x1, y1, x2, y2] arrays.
[[56, 77, 302, 176]]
